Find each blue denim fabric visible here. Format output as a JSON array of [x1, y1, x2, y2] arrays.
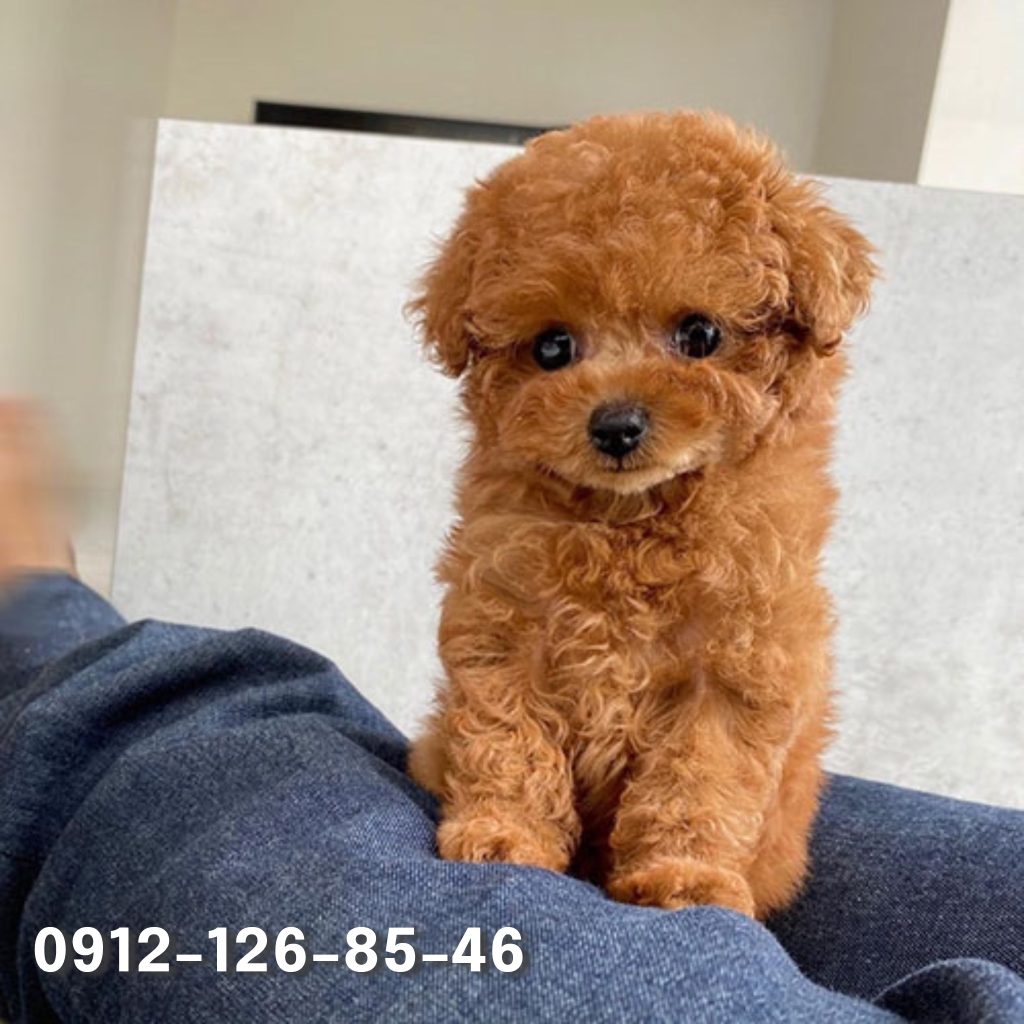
[[1, 573, 1022, 1023]]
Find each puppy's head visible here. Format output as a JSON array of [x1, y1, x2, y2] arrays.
[[410, 112, 875, 496]]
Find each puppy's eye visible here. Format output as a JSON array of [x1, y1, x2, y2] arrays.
[[673, 314, 722, 359], [532, 327, 577, 371]]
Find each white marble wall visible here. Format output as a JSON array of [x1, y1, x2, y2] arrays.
[[116, 121, 1024, 808]]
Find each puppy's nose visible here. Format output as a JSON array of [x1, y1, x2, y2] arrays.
[[588, 403, 649, 459]]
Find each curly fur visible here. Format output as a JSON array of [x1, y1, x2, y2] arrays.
[[406, 111, 875, 918]]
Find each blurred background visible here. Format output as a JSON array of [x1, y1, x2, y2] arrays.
[[1, 0, 1022, 594]]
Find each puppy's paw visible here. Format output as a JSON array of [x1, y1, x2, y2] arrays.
[[608, 857, 755, 916], [437, 814, 569, 872]]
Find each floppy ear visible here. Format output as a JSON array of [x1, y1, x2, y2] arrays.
[[771, 180, 877, 355], [406, 214, 481, 378]]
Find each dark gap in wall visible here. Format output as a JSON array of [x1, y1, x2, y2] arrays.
[[255, 101, 555, 146]]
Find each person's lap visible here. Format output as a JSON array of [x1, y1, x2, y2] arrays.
[[1, 574, 1022, 1022]]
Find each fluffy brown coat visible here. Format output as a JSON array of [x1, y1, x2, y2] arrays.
[[407, 111, 875, 918]]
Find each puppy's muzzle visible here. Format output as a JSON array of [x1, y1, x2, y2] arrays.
[[588, 403, 649, 460]]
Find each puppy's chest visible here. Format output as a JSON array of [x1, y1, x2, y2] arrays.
[[541, 529, 707, 701], [553, 521, 702, 611], [540, 534, 712, 809]]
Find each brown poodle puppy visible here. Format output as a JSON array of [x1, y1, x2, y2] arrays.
[[407, 111, 875, 919]]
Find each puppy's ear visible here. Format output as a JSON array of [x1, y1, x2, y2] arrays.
[[771, 179, 877, 355], [406, 215, 480, 378]]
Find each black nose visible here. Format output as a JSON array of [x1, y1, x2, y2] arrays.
[[588, 403, 649, 460]]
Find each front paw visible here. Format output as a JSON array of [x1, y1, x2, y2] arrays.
[[437, 813, 569, 872], [608, 857, 755, 916]]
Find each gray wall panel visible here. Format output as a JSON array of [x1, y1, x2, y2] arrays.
[[115, 121, 1024, 807]]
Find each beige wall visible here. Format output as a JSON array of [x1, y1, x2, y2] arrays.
[[813, 0, 950, 182], [163, 0, 838, 170], [919, 0, 1024, 194], [0, 0, 176, 589]]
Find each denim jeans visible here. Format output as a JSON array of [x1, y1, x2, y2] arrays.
[[1, 573, 1022, 1023]]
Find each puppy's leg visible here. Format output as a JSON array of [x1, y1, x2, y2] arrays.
[[607, 658, 803, 918], [431, 668, 579, 872], [422, 594, 580, 872], [746, 714, 829, 916], [407, 712, 449, 796]]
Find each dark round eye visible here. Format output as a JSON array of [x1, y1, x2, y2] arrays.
[[673, 314, 722, 359], [532, 327, 577, 371]]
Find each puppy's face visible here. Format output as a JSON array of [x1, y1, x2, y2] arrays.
[[411, 113, 875, 496]]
